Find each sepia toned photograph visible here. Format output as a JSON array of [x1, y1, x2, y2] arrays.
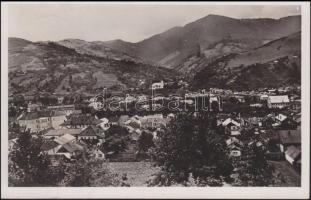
[[1, 1, 310, 199]]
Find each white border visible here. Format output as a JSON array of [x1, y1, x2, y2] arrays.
[[1, 1, 310, 199]]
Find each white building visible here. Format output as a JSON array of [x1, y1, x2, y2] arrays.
[[267, 95, 290, 109], [151, 81, 164, 90], [222, 118, 241, 136]]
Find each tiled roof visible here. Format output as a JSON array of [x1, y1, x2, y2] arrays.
[[45, 128, 82, 137], [60, 114, 102, 126]]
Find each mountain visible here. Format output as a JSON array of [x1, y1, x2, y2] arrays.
[[57, 39, 143, 63], [8, 14, 301, 94], [191, 31, 301, 90], [8, 38, 175, 96], [104, 14, 301, 68]]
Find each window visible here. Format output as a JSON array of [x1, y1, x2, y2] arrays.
[[98, 154, 102, 157]]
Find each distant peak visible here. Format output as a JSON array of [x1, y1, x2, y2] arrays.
[[60, 38, 87, 43], [193, 14, 237, 24]]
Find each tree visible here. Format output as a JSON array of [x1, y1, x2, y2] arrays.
[[101, 125, 130, 154], [59, 157, 121, 187], [151, 112, 233, 186], [233, 141, 277, 186], [9, 129, 51, 186], [138, 131, 154, 152]]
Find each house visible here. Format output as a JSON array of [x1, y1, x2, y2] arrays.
[[55, 141, 84, 159], [47, 105, 82, 116], [42, 134, 85, 159], [226, 137, 243, 157], [18, 110, 66, 132], [50, 111, 67, 129], [234, 95, 245, 103], [77, 125, 105, 144], [268, 89, 277, 95], [151, 81, 164, 90], [55, 133, 76, 145], [44, 128, 82, 139], [275, 113, 287, 123], [92, 148, 105, 160], [267, 95, 290, 109], [277, 130, 301, 152], [60, 113, 102, 129], [284, 145, 301, 165], [118, 115, 130, 126], [57, 96, 64, 104], [272, 113, 298, 130], [41, 140, 62, 155], [27, 103, 41, 112], [290, 99, 301, 110], [228, 145, 242, 157], [259, 94, 269, 102], [141, 114, 167, 129], [222, 118, 241, 136], [124, 115, 142, 129], [99, 117, 110, 131], [241, 117, 263, 127]]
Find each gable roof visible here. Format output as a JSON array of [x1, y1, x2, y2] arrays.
[[57, 141, 84, 153], [60, 114, 102, 126], [276, 114, 287, 122], [285, 145, 301, 160], [55, 134, 76, 145], [278, 130, 301, 144], [268, 95, 289, 104], [45, 129, 82, 137], [79, 125, 104, 137], [222, 118, 240, 127], [41, 140, 60, 151]]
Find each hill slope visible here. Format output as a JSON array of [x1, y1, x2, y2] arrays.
[[103, 14, 300, 68], [8, 38, 175, 96], [191, 32, 301, 90]]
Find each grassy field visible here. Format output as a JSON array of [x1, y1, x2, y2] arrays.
[[108, 162, 160, 186]]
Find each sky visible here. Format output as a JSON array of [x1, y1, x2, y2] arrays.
[[7, 4, 301, 43]]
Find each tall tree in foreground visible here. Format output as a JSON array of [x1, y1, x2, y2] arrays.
[[150, 112, 233, 186], [9, 129, 51, 186], [233, 140, 279, 186]]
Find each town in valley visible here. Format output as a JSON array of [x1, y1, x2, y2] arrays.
[[7, 6, 302, 187]]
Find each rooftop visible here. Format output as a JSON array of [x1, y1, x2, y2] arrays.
[[268, 95, 289, 104], [79, 125, 104, 137], [285, 145, 301, 160], [45, 128, 82, 137], [60, 114, 102, 126], [19, 110, 66, 120], [55, 134, 76, 145], [278, 130, 301, 144]]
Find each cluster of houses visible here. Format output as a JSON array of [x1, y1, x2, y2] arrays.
[[218, 110, 301, 172], [11, 84, 301, 172], [14, 100, 176, 161]]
